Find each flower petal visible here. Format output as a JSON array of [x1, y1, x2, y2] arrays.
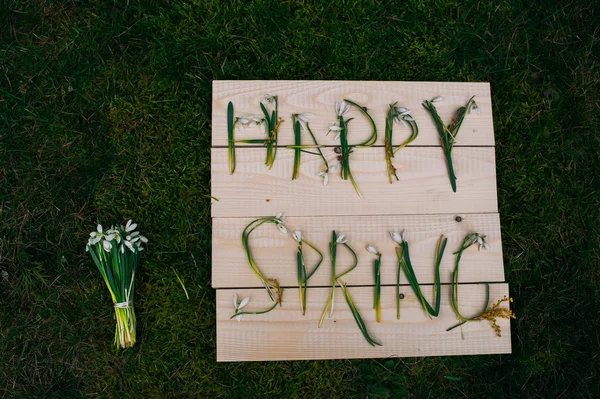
[[239, 297, 250, 309], [277, 223, 287, 235], [367, 245, 379, 255], [432, 96, 443, 102], [233, 294, 238, 309], [323, 173, 329, 186], [97, 224, 103, 234], [102, 240, 112, 252], [235, 314, 243, 322]]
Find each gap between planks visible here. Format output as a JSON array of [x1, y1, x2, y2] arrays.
[[211, 146, 498, 217], [212, 80, 494, 147], [212, 213, 503, 289], [216, 283, 511, 362]]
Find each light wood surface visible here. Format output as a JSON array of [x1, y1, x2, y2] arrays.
[[212, 214, 504, 288], [211, 146, 498, 217], [216, 283, 511, 362], [212, 80, 494, 147]]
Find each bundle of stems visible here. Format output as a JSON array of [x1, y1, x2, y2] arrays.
[[393, 232, 447, 319], [241, 214, 287, 303], [86, 220, 147, 349], [319, 231, 381, 347], [422, 96, 477, 192], [292, 230, 323, 315], [384, 103, 419, 183], [287, 113, 329, 182], [333, 100, 377, 198]]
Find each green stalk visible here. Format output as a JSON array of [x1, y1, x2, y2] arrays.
[[296, 239, 323, 315], [395, 247, 402, 320], [373, 254, 382, 322], [231, 290, 284, 319], [397, 235, 447, 318], [422, 96, 475, 192], [339, 282, 382, 347], [447, 233, 491, 331], [292, 117, 302, 180], [242, 217, 284, 301], [227, 101, 236, 174]]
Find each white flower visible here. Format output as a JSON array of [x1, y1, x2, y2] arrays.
[[296, 113, 313, 131], [233, 294, 250, 322], [336, 233, 347, 244], [329, 164, 339, 173], [126, 220, 137, 232], [139, 236, 148, 244], [397, 107, 408, 113], [432, 96, 443, 102], [470, 102, 481, 115], [238, 115, 262, 134], [104, 234, 115, 242], [400, 109, 412, 116], [292, 230, 302, 242], [390, 230, 406, 244], [274, 212, 285, 224], [102, 240, 112, 252], [335, 100, 350, 116], [262, 94, 276, 104], [476, 234, 490, 251], [367, 244, 379, 255], [125, 240, 134, 251], [277, 223, 287, 235], [318, 171, 329, 186]]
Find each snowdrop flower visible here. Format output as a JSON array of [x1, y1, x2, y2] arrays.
[[125, 220, 137, 232], [367, 244, 380, 255], [390, 230, 406, 244], [432, 96, 443, 102], [102, 240, 113, 252], [335, 100, 350, 116], [318, 171, 329, 186], [296, 113, 313, 131], [292, 230, 302, 242], [273, 212, 287, 234], [336, 233, 348, 244], [328, 124, 342, 140], [476, 234, 490, 251], [233, 293, 250, 322], [469, 101, 481, 115], [262, 94, 276, 104]]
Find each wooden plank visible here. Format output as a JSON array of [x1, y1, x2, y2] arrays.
[[216, 283, 511, 362], [212, 80, 494, 147], [212, 214, 504, 288], [211, 146, 498, 217]]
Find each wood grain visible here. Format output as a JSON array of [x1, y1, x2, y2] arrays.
[[211, 146, 498, 217], [216, 283, 511, 361], [212, 214, 503, 288], [212, 80, 494, 147]]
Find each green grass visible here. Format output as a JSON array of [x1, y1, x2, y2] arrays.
[[1, 0, 599, 397]]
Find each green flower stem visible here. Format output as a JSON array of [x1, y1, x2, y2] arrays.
[[337, 100, 378, 198], [288, 117, 328, 180], [339, 282, 382, 347], [319, 231, 358, 327], [231, 291, 283, 319], [242, 217, 284, 301], [318, 232, 378, 346], [292, 118, 301, 180], [395, 246, 402, 320], [422, 96, 475, 192], [373, 254, 382, 322], [448, 233, 490, 330], [396, 235, 447, 318], [227, 101, 235, 174], [296, 239, 323, 315]]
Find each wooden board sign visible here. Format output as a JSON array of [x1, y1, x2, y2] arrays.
[[211, 80, 511, 362]]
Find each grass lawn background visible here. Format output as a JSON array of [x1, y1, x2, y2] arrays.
[[1, 0, 599, 397]]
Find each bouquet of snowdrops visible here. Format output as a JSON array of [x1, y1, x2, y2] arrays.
[[86, 220, 147, 349]]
